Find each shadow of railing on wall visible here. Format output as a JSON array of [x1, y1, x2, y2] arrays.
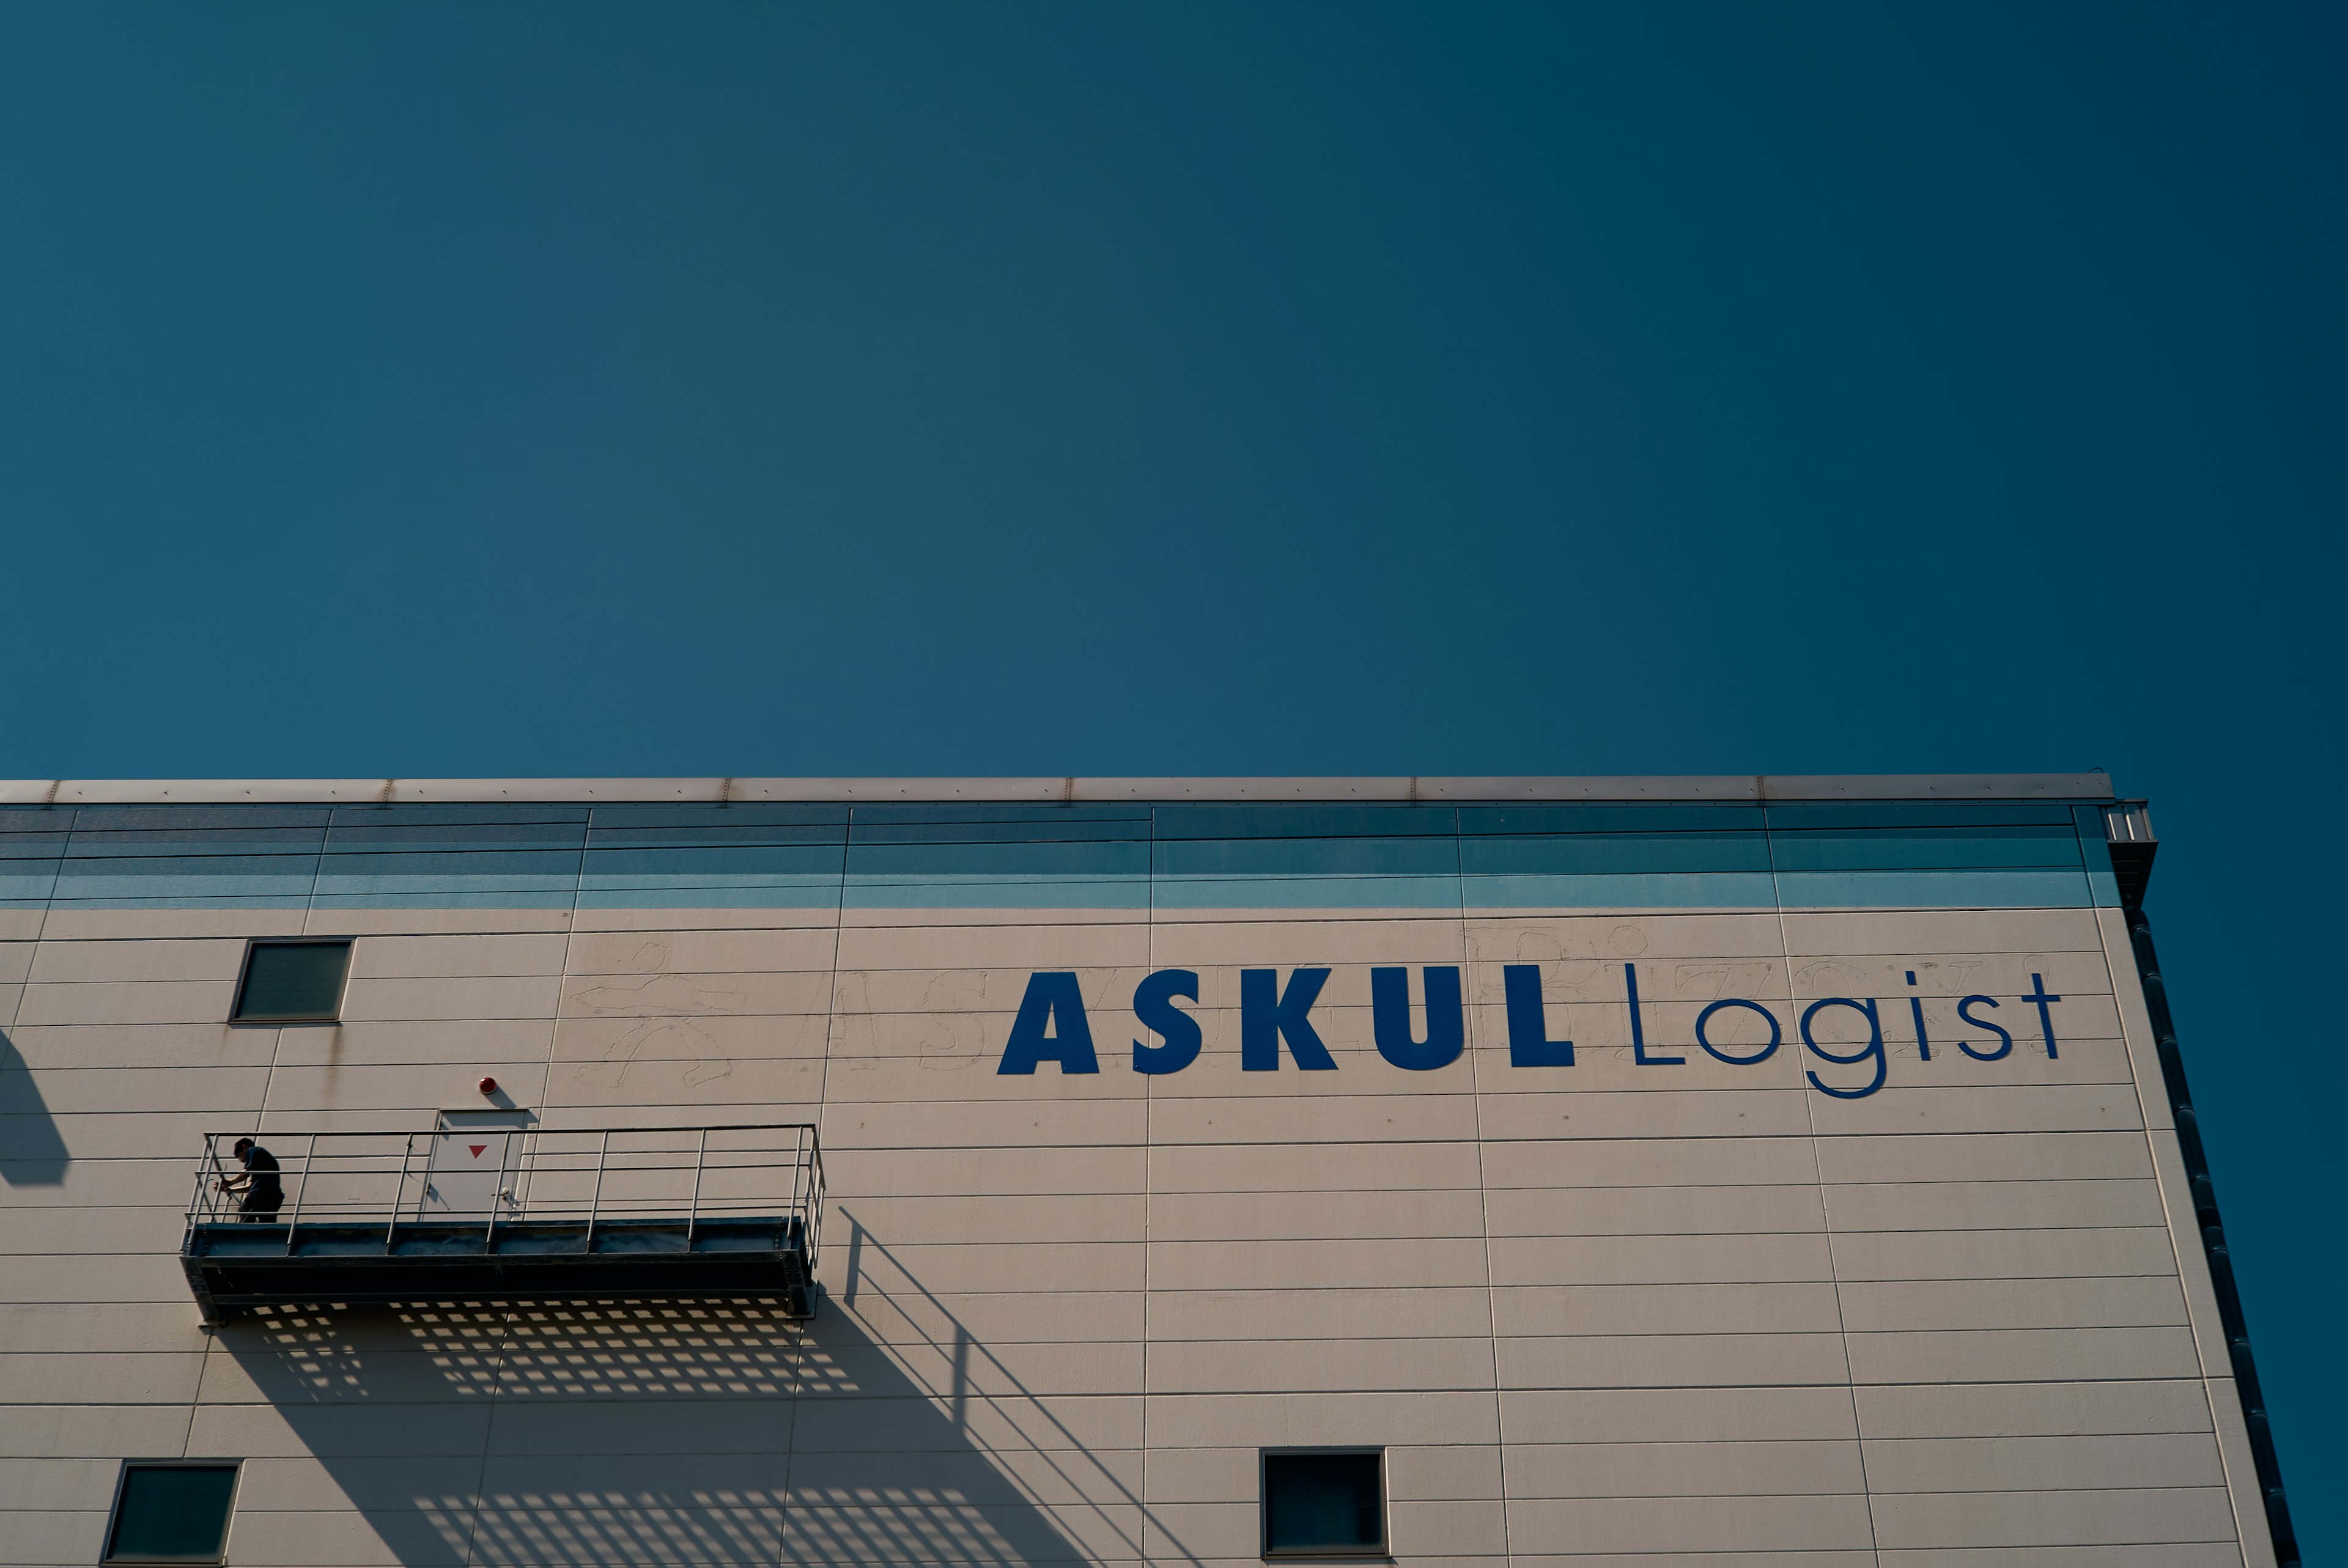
[[812, 1209, 1204, 1568]]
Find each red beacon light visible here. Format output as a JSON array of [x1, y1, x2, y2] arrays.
[[477, 1077, 498, 1097]]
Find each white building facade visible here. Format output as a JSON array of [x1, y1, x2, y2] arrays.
[[0, 776, 2294, 1567]]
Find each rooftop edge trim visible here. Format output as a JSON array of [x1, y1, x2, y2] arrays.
[[0, 774, 2114, 806]]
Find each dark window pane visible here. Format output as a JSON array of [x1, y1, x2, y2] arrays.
[[108, 1465, 238, 1561], [233, 942, 350, 1021], [1264, 1451, 1383, 1555]]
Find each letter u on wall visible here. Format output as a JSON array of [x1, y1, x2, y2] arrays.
[[1370, 966, 1464, 1070]]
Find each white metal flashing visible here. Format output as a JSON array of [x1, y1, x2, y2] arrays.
[[0, 773, 2114, 806]]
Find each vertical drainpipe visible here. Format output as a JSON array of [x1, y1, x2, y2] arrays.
[[2108, 805, 2297, 1566]]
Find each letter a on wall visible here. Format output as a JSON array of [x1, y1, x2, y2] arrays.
[[997, 972, 1101, 1074]]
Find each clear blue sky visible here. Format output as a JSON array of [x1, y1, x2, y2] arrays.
[[3, 1, 2341, 1551]]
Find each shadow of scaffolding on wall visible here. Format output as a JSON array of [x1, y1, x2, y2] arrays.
[[210, 1212, 1196, 1566]]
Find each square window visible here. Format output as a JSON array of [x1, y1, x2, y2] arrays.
[[1262, 1449, 1385, 1558], [105, 1463, 240, 1563], [231, 941, 351, 1023]]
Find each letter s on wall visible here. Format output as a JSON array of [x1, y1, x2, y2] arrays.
[[1132, 970, 1203, 1075], [1955, 995, 2014, 1061]]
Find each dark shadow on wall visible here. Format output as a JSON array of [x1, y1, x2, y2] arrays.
[[213, 1218, 1179, 1565], [0, 1028, 70, 1185]]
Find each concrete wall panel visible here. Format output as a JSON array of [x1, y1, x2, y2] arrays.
[[1502, 1439, 1866, 1499]]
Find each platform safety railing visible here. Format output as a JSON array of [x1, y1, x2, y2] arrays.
[[186, 1124, 824, 1271]]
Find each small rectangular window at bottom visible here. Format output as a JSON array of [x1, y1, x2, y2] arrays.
[[1263, 1449, 1385, 1558], [106, 1463, 240, 1564]]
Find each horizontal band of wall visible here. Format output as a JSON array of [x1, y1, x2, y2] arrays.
[[0, 806, 2126, 913]]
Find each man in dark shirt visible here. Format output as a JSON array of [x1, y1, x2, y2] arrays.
[[223, 1138, 284, 1221]]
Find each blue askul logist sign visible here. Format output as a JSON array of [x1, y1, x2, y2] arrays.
[[996, 963, 2063, 1099]]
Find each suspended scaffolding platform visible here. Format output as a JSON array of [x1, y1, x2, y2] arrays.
[[180, 1122, 823, 1323]]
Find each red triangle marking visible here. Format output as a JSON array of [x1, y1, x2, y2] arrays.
[[468, 1144, 487, 1159]]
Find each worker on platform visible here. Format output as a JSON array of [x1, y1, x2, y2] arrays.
[[220, 1138, 285, 1222]]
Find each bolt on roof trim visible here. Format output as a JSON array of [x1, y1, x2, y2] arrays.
[[0, 774, 2115, 806]]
